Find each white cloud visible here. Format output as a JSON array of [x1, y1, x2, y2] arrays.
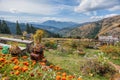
[[90, 14, 118, 19], [84, 12, 91, 16], [9, 8, 19, 13], [0, 0, 60, 15], [109, 5, 120, 11], [74, 0, 120, 13], [0, 15, 75, 23], [83, 11, 97, 16]]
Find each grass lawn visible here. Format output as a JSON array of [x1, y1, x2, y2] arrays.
[[44, 49, 109, 80]]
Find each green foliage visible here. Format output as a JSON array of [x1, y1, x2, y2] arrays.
[[0, 20, 11, 34], [16, 21, 22, 35], [44, 40, 57, 49], [30, 25, 36, 33], [26, 23, 36, 34], [26, 23, 31, 33], [0, 20, 2, 33], [80, 52, 115, 77]]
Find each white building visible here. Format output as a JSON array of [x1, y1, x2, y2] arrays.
[[98, 36, 119, 45]]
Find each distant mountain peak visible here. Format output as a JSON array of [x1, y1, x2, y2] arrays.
[[41, 20, 78, 29]]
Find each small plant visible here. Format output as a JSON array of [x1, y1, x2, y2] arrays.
[[77, 48, 86, 55], [33, 30, 44, 44]]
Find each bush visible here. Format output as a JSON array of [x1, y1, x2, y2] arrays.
[[80, 52, 115, 77], [99, 45, 120, 57], [44, 40, 57, 49], [9, 43, 21, 56]]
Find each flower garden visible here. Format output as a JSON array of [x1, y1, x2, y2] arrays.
[[0, 31, 120, 80]]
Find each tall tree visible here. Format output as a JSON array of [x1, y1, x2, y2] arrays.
[[0, 20, 1, 33], [30, 24, 36, 33], [16, 21, 22, 35], [1, 20, 11, 34], [26, 23, 31, 33]]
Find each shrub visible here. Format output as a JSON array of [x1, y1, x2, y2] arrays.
[[44, 40, 57, 49], [99, 45, 120, 57], [9, 43, 21, 56], [80, 52, 115, 77], [33, 30, 44, 43]]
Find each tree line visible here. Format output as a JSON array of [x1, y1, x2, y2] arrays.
[[0, 20, 36, 35]]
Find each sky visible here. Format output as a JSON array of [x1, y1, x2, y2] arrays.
[[0, 0, 120, 23]]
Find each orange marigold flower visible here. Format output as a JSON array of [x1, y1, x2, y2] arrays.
[[55, 66, 60, 70], [13, 59, 19, 65], [13, 65, 19, 70], [49, 64, 54, 68], [21, 66, 28, 72], [4, 60, 9, 64], [14, 70, 20, 75], [22, 56, 28, 59], [62, 72, 67, 77], [62, 77, 66, 80], [68, 75, 74, 80], [23, 61, 29, 66], [0, 58, 5, 62], [11, 57, 18, 61], [77, 77, 82, 80], [56, 75, 61, 80], [57, 72, 61, 75], [40, 62, 46, 66], [57, 67, 62, 70], [32, 60, 36, 66]]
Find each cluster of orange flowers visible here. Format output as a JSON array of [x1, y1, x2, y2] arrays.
[[0, 54, 83, 80], [10, 56, 29, 75], [56, 72, 82, 80], [0, 54, 40, 77], [0, 54, 11, 68]]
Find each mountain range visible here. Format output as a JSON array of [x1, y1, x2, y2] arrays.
[[41, 20, 78, 29], [61, 15, 120, 38], [30, 20, 79, 33], [1, 15, 120, 38]]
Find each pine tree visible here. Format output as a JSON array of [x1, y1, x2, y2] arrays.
[[16, 21, 22, 35], [26, 23, 31, 33], [1, 20, 11, 34], [30, 24, 36, 33], [0, 20, 1, 33]]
